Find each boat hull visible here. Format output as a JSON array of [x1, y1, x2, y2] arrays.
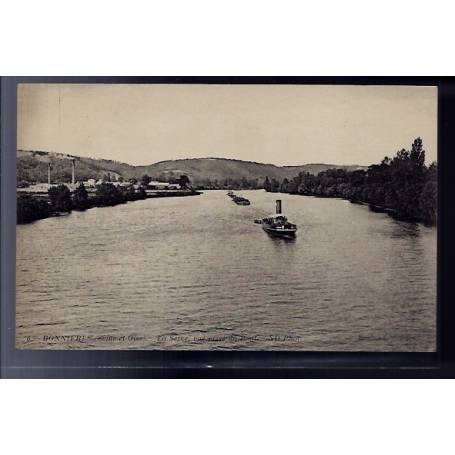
[[262, 225, 297, 238]]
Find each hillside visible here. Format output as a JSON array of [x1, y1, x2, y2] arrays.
[[17, 150, 133, 183], [17, 150, 367, 186]]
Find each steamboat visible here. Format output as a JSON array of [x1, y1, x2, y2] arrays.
[[255, 200, 297, 238]]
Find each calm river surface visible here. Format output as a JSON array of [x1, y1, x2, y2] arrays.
[[16, 190, 436, 351]]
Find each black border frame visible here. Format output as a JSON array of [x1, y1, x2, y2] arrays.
[[1, 76, 453, 378]]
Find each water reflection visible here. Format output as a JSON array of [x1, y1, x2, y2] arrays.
[[390, 219, 421, 238], [267, 234, 297, 244]]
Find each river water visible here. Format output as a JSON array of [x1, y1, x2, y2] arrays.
[[16, 190, 437, 351]]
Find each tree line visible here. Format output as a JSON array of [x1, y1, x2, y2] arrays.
[[264, 138, 437, 225], [17, 174, 194, 224], [17, 183, 148, 224]]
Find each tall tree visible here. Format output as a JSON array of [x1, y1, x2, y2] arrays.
[[280, 178, 289, 193], [141, 174, 152, 187], [73, 183, 89, 210], [48, 185, 73, 212], [270, 178, 280, 193], [17, 195, 50, 223], [179, 174, 190, 188], [95, 182, 125, 206]]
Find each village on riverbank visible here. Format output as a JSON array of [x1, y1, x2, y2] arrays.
[[17, 159, 200, 224]]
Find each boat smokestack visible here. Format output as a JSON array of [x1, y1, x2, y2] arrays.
[[276, 200, 282, 214], [48, 163, 51, 185], [71, 159, 75, 184]]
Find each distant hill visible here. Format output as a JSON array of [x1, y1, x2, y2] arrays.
[[17, 150, 133, 183], [134, 158, 366, 186], [17, 150, 367, 185]]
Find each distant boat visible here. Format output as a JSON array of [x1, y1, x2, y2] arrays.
[[256, 200, 297, 238], [231, 194, 251, 205], [227, 191, 251, 205]]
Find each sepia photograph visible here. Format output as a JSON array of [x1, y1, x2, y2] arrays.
[[15, 83, 438, 351], [4, 2, 455, 454]]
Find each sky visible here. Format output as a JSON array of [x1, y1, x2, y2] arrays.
[[17, 84, 438, 166]]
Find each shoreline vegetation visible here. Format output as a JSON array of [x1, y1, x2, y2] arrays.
[[263, 138, 437, 226], [17, 179, 200, 224], [17, 138, 437, 226]]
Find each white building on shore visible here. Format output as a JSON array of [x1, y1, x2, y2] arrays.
[[148, 181, 181, 190]]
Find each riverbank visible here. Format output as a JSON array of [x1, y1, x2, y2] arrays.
[[17, 187, 201, 224], [263, 139, 437, 226], [270, 191, 436, 226], [267, 189, 433, 225]]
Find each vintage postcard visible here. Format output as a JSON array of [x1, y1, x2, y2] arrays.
[[15, 83, 437, 351]]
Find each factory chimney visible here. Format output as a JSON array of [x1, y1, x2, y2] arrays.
[[71, 159, 76, 185]]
